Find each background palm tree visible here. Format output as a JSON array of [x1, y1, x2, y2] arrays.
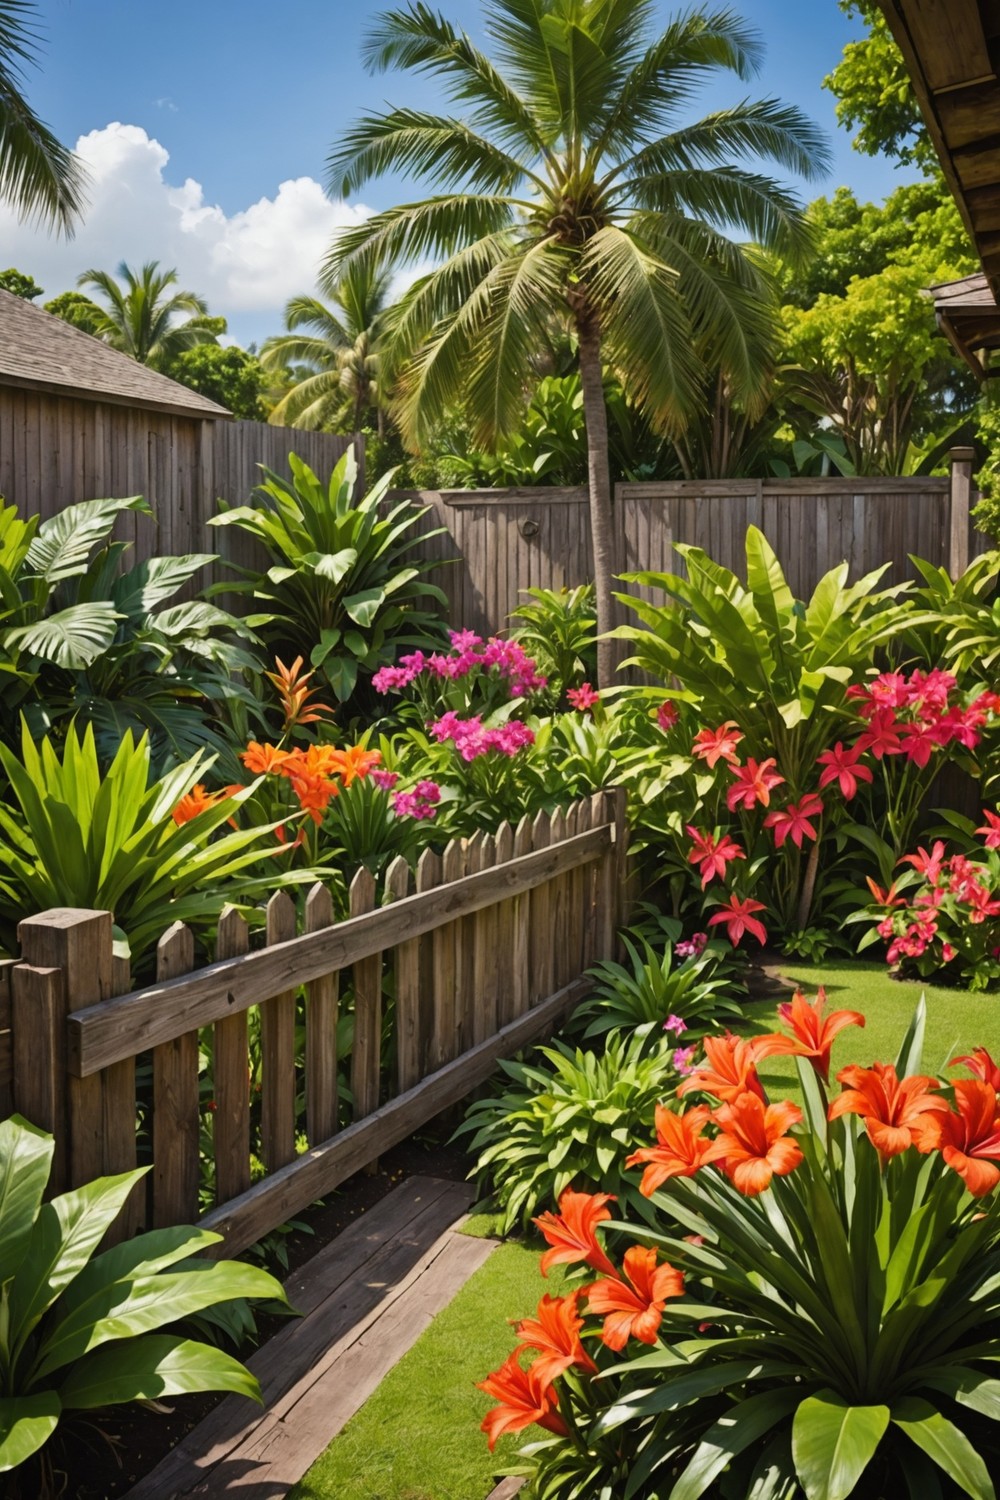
[[326, 0, 830, 683], [76, 260, 222, 370], [261, 263, 392, 431], [0, 0, 84, 233]]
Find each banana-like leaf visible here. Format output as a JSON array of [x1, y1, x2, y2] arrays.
[[58, 1334, 263, 1410], [6, 602, 120, 668], [0, 1393, 61, 1473], [0, 1117, 53, 1289], [26, 497, 150, 582], [892, 1398, 996, 1500], [791, 1392, 889, 1500]]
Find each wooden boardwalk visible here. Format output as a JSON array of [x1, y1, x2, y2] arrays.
[[126, 1176, 493, 1499]]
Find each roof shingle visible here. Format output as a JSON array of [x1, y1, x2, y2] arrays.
[[0, 288, 230, 419]]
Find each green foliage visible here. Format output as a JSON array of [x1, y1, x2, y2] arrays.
[[209, 448, 446, 702], [823, 0, 935, 170], [0, 493, 261, 770], [0, 268, 41, 300], [168, 343, 267, 419], [42, 289, 104, 335], [0, 1115, 283, 1493], [456, 1031, 677, 1234], [0, 721, 300, 961], [510, 586, 597, 701], [616, 526, 914, 789], [510, 1003, 1000, 1499], [564, 933, 742, 1051], [74, 260, 221, 370]]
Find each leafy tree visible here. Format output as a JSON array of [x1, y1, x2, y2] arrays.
[[75, 260, 222, 370], [324, 0, 827, 684], [168, 342, 267, 419], [824, 0, 933, 170], [42, 288, 104, 335], [261, 263, 392, 431], [0, 265, 41, 299], [0, 0, 85, 232]]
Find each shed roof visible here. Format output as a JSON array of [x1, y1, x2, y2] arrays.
[[877, 1, 1000, 298], [928, 271, 1000, 377], [0, 288, 230, 419]]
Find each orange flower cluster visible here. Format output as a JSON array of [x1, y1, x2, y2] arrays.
[[240, 739, 382, 825], [172, 782, 243, 826]]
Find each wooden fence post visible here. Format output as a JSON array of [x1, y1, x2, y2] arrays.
[[350, 868, 382, 1122], [304, 883, 338, 1146], [262, 893, 297, 1173], [949, 446, 975, 579], [152, 922, 200, 1228], [11, 964, 66, 1190]]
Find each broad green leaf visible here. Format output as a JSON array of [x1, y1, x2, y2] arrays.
[[342, 587, 385, 627], [923, 1370, 1000, 1423], [792, 1391, 889, 1500], [670, 1388, 800, 1500], [59, 1335, 262, 1409], [0, 1117, 53, 1287], [0, 1393, 61, 1472], [893, 1398, 995, 1500], [26, 496, 150, 582], [894, 998, 927, 1078], [6, 603, 120, 668], [311, 548, 358, 583]]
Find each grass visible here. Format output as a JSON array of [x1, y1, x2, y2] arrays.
[[289, 1242, 561, 1500], [289, 959, 1000, 1500]]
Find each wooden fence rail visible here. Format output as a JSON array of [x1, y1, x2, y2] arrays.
[[6, 791, 626, 1256]]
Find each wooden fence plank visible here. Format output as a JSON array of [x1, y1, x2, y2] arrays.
[[70, 825, 616, 1075], [11, 965, 65, 1189], [494, 823, 516, 1029], [461, 834, 483, 1050], [432, 841, 465, 1068], [414, 849, 441, 1083], [152, 922, 200, 1229], [510, 816, 533, 1020], [350, 868, 382, 1123], [213, 907, 251, 1204], [472, 835, 497, 1045], [386, 857, 418, 1096], [262, 893, 298, 1173], [304, 884, 338, 1146], [200, 972, 593, 1258]]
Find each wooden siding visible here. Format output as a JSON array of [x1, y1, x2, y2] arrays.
[[0, 386, 360, 566]]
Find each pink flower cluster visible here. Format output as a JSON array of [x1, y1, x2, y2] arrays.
[[868, 817, 1000, 973], [567, 682, 600, 711], [371, 768, 399, 791], [429, 711, 535, 761], [372, 631, 546, 698], [391, 780, 441, 820], [675, 931, 709, 960], [847, 669, 999, 767]]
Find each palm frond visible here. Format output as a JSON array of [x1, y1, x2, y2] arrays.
[[621, 166, 815, 265], [329, 108, 537, 197], [0, 0, 85, 233], [323, 195, 516, 282], [623, 99, 832, 182]]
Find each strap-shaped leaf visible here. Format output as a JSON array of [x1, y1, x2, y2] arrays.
[[893, 1397, 995, 1500], [0, 1392, 61, 1473], [792, 1391, 889, 1500], [0, 1117, 53, 1289], [670, 1387, 801, 1500]]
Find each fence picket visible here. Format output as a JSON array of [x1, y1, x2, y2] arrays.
[[153, 922, 200, 1228], [304, 884, 338, 1146], [494, 824, 516, 1029], [262, 893, 298, 1171], [529, 812, 553, 1006], [462, 834, 484, 1049], [213, 906, 251, 1203], [472, 834, 498, 1045], [387, 857, 418, 1095], [433, 840, 465, 1066], [511, 817, 533, 1019], [415, 848, 441, 1079], [549, 809, 568, 989], [349, 868, 382, 1123]]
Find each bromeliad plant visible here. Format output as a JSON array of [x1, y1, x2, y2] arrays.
[[0, 1116, 284, 1497], [481, 993, 1000, 1499]]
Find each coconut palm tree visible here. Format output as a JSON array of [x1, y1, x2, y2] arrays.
[[76, 261, 222, 370], [325, 0, 830, 684], [260, 263, 393, 432], [0, 0, 85, 233]]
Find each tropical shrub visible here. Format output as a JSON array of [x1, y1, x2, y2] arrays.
[[510, 586, 598, 703], [563, 931, 742, 1055], [0, 1115, 284, 1496], [208, 449, 446, 702], [480, 994, 1000, 1499], [0, 721, 302, 961], [0, 494, 259, 771], [457, 1032, 681, 1234], [854, 815, 1000, 991]]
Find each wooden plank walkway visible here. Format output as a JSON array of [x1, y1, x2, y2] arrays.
[[126, 1176, 493, 1499]]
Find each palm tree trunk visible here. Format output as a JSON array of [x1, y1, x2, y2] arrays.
[[576, 315, 616, 688]]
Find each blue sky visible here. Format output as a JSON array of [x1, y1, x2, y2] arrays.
[[2, 0, 921, 345]]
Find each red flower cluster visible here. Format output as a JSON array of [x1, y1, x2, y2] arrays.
[[847, 669, 997, 767], [869, 818, 1000, 974]]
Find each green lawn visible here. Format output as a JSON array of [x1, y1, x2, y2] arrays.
[[290, 960, 1000, 1500]]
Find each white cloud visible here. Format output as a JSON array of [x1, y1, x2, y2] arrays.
[[0, 123, 372, 339]]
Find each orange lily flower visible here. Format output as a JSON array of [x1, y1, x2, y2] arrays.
[[513, 1291, 596, 1384], [533, 1188, 617, 1277], [625, 1104, 716, 1197], [764, 987, 865, 1083], [172, 783, 224, 825], [477, 1350, 568, 1450], [677, 1033, 777, 1103], [241, 741, 292, 775], [708, 1093, 803, 1195], [324, 743, 383, 786], [265, 654, 333, 732], [828, 1062, 949, 1160], [586, 1245, 684, 1351], [919, 1080, 1000, 1197], [951, 1047, 1000, 1090], [287, 767, 339, 824]]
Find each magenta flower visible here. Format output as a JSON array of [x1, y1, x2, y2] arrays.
[[816, 742, 873, 800], [371, 768, 399, 790], [567, 682, 600, 711], [663, 1014, 687, 1036]]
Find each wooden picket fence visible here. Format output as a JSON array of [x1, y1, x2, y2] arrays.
[[2, 792, 626, 1255]]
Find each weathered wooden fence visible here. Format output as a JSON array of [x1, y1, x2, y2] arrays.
[[0, 386, 361, 569], [396, 449, 989, 636], [3, 792, 625, 1254]]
